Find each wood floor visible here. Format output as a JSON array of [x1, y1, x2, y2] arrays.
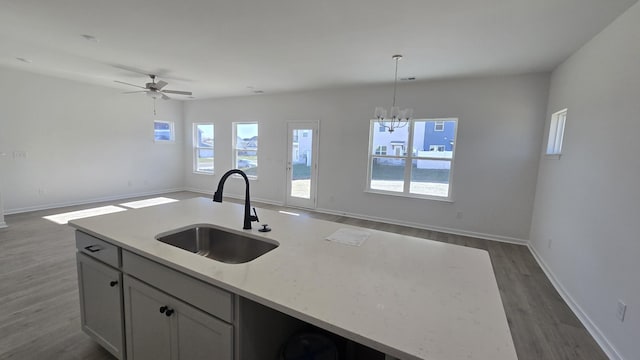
[[0, 191, 606, 360]]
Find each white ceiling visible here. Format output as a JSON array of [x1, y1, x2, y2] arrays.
[[0, 0, 637, 99]]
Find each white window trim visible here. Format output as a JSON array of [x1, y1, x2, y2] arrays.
[[546, 109, 567, 158], [366, 118, 458, 202], [232, 122, 258, 180], [193, 123, 214, 175], [153, 120, 175, 143]]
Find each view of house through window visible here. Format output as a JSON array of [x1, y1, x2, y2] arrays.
[[233, 122, 258, 177], [368, 118, 458, 199], [154, 120, 174, 142], [194, 123, 214, 174]]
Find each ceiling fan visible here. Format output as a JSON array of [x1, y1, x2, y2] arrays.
[[115, 74, 192, 100]]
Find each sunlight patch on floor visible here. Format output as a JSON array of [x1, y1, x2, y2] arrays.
[[278, 210, 300, 216], [43, 205, 127, 224], [119, 197, 178, 209]]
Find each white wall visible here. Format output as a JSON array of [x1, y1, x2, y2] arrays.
[[184, 73, 549, 242], [529, 3, 640, 359], [0, 67, 185, 213]]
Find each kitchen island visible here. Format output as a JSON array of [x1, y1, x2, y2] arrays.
[[70, 197, 517, 360]]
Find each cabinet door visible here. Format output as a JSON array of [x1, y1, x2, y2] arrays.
[[76, 253, 125, 359], [124, 275, 233, 360], [174, 299, 233, 360], [123, 275, 173, 360]]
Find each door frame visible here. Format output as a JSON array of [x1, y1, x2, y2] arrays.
[[285, 121, 319, 209]]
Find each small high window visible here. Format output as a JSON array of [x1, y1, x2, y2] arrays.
[[434, 121, 445, 132], [154, 120, 174, 142], [546, 109, 567, 157]]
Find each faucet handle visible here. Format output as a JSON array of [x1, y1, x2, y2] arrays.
[[251, 207, 260, 222]]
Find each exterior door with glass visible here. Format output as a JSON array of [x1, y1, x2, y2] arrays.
[[286, 122, 318, 208]]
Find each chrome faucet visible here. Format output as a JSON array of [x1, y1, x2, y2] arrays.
[[213, 169, 259, 230]]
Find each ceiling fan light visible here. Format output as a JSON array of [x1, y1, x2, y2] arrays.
[[146, 91, 163, 99]]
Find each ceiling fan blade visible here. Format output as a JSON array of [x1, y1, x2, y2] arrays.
[[155, 80, 168, 89], [162, 90, 192, 95], [122, 91, 146, 94], [161, 93, 171, 100], [114, 80, 146, 89]]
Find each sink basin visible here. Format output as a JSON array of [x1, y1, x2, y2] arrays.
[[156, 226, 278, 264]]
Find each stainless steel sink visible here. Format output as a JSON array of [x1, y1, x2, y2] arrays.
[[156, 226, 278, 264]]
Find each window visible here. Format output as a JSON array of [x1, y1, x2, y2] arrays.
[[154, 120, 174, 142], [367, 118, 458, 200], [546, 109, 567, 157], [374, 145, 387, 155], [233, 122, 258, 178], [193, 123, 214, 174]]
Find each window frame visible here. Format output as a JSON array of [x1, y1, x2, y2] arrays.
[[366, 118, 458, 202], [193, 123, 214, 175], [153, 120, 175, 143], [232, 122, 259, 179], [546, 109, 567, 159]]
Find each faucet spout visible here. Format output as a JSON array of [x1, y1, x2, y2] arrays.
[[213, 169, 258, 230]]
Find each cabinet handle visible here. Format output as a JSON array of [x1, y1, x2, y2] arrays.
[[159, 306, 174, 317], [109, 280, 118, 287], [84, 245, 102, 253]]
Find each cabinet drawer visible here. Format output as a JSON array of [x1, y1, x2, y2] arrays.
[[122, 250, 233, 323], [76, 231, 120, 268]]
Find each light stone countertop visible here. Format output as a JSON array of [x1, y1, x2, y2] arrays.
[[69, 197, 518, 360]]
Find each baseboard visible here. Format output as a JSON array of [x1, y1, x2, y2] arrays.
[[5, 188, 185, 215], [314, 207, 528, 245], [527, 244, 623, 360]]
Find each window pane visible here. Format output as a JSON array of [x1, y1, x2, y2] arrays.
[[370, 157, 405, 192], [196, 148, 214, 173], [236, 150, 257, 176], [196, 124, 214, 148], [154, 121, 174, 141], [194, 124, 213, 173], [371, 122, 408, 156], [236, 123, 258, 149], [291, 129, 313, 199], [410, 159, 450, 197], [412, 120, 456, 159]]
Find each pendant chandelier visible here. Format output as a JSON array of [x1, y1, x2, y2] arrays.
[[375, 54, 413, 133]]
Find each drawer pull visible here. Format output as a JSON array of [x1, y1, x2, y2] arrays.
[[109, 280, 118, 287], [84, 245, 102, 253], [159, 306, 174, 317]]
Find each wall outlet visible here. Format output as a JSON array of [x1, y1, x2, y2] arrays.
[[38, 188, 46, 196], [456, 211, 463, 219], [13, 150, 27, 159], [617, 300, 627, 322], [547, 238, 553, 249]]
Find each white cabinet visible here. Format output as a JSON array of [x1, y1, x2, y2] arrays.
[[123, 275, 233, 360], [76, 252, 125, 359]]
